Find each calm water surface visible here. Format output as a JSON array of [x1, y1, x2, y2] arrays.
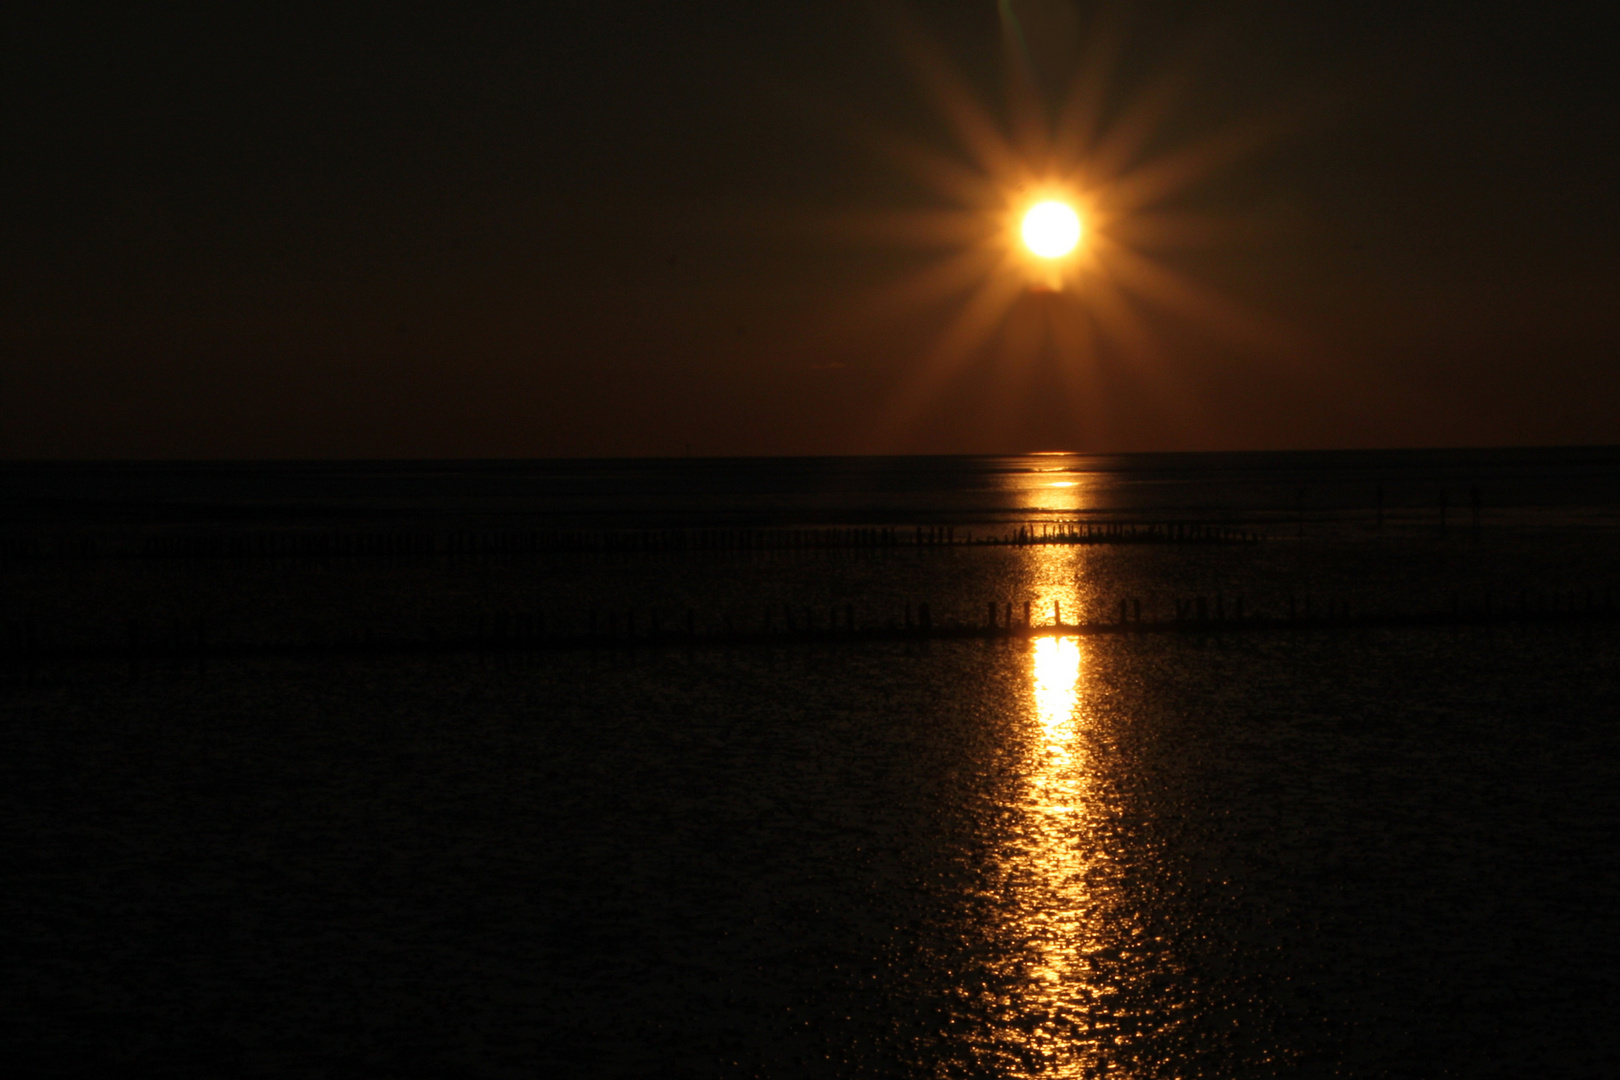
[[2, 450, 1618, 1077]]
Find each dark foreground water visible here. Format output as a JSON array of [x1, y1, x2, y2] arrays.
[[3, 449, 1619, 1077]]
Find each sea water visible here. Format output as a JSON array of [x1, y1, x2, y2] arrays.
[[2, 448, 1618, 1077]]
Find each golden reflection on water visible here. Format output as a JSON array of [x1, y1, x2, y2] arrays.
[[984, 543, 1147, 1077], [1032, 637, 1084, 740], [1015, 454, 1099, 518]]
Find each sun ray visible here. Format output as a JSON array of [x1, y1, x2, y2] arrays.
[[1103, 207, 1262, 251], [1104, 116, 1287, 214], [899, 27, 1027, 186], [1078, 266, 1161, 366], [1051, 6, 1127, 167], [1047, 294, 1114, 447], [857, 242, 1009, 322], [984, 292, 1060, 443], [921, 252, 1029, 366], [1078, 269, 1207, 437], [818, 207, 996, 249], [1083, 67, 1195, 182], [998, 5, 1056, 168], [876, 134, 1007, 209], [879, 261, 1029, 438], [1089, 234, 1298, 354]]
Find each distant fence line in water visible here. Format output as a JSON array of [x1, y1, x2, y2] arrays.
[[0, 521, 1259, 561], [3, 588, 1616, 679]]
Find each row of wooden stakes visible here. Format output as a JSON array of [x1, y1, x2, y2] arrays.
[[1, 590, 1615, 675], [0, 521, 1259, 561]]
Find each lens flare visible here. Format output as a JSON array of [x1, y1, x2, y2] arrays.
[[1021, 200, 1082, 258]]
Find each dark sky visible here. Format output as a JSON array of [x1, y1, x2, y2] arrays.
[[3, 1, 1617, 458]]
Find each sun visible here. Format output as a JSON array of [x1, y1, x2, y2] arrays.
[[1021, 200, 1082, 259]]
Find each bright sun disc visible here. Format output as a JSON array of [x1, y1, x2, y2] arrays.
[[1021, 200, 1082, 259]]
